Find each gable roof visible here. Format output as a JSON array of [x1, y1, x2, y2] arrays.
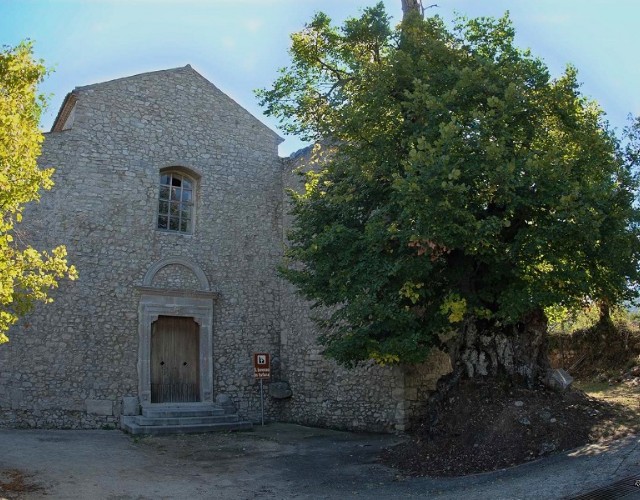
[[50, 65, 283, 143]]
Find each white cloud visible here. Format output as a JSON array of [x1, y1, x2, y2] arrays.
[[241, 54, 259, 72], [221, 36, 237, 49], [245, 18, 264, 33]]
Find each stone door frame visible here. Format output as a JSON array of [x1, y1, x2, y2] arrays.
[[137, 288, 217, 406]]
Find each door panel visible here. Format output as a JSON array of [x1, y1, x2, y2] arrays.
[[151, 316, 200, 403]]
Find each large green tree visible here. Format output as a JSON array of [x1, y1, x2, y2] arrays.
[[0, 42, 77, 344], [258, 3, 640, 383]]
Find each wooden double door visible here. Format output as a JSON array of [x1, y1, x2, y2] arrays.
[[151, 316, 200, 403]]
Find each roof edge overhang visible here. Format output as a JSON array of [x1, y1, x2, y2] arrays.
[[51, 92, 78, 132]]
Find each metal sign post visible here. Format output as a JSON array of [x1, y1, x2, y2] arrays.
[[253, 353, 270, 426], [259, 379, 264, 426]]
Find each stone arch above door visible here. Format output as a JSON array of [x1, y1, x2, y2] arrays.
[[143, 257, 210, 291]]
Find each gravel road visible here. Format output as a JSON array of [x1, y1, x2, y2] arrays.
[[1, 423, 639, 499]]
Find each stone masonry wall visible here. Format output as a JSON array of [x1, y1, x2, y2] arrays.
[[0, 66, 450, 432], [0, 66, 284, 428], [402, 350, 452, 429], [278, 299, 406, 431], [278, 146, 452, 431], [278, 147, 405, 431]]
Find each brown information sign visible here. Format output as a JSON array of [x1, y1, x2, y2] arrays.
[[253, 353, 271, 380]]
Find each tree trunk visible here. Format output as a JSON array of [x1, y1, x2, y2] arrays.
[[401, 0, 423, 19], [451, 309, 550, 386], [597, 300, 614, 333], [424, 309, 550, 432]]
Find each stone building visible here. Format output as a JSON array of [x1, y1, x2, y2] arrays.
[[0, 66, 449, 432]]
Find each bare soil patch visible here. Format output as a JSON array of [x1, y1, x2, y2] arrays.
[[382, 323, 640, 478], [0, 468, 44, 499], [380, 377, 640, 477]]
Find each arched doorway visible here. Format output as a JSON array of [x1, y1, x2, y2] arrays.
[[137, 257, 217, 407]]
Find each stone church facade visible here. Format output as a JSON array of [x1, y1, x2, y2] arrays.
[[0, 66, 449, 432]]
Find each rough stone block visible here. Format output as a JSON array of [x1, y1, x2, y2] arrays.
[[269, 381, 292, 400], [545, 368, 573, 392], [121, 397, 139, 416], [391, 388, 405, 401], [10, 388, 23, 410], [216, 393, 231, 405], [86, 399, 113, 416], [215, 393, 236, 412], [405, 388, 418, 401]]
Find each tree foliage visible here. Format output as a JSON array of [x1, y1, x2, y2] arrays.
[[258, 3, 640, 367], [0, 42, 77, 344]]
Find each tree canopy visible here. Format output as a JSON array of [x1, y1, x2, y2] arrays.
[[0, 42, 77, 344], [258, 3, 640, 368]]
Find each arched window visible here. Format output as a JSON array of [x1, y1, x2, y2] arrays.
[[157, 172, 194, 233]]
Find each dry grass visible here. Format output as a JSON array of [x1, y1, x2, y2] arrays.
[[574, 379, 640, 440], [550, 320, 640, 440], [576, 380, 640, 410]]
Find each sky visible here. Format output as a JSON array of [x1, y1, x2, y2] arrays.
[[2, 0, 639, 156]]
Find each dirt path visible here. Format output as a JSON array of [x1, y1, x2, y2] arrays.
[[1, 424, 640, 499]]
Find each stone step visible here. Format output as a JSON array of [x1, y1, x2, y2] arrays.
[[134, 414, 240, 426], [121, 416, 253, 436], [141, 405, 227, 419]]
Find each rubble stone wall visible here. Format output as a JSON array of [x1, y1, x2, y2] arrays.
[[0, 66, 283, 428]]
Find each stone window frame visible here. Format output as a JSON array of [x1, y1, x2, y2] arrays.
[[157, 168, 197, 234]]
